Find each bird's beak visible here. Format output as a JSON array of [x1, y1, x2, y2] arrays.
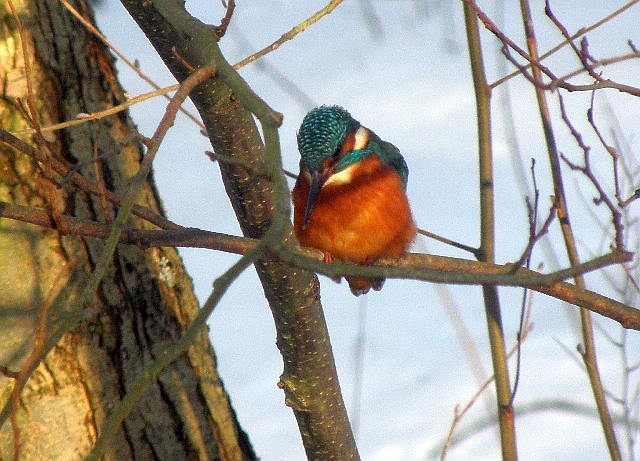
[[303, 170, 324, 229]]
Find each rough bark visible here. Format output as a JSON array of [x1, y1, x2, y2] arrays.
[[0, 1, 254, 459]]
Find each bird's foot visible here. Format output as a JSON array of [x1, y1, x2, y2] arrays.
[[322, 252, 342, 284]]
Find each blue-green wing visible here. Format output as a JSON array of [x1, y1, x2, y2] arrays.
[[333, 129, 409, 189], [368, 132, 409, 189]]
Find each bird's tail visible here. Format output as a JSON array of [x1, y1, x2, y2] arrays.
[[346, 277, 385, 296]]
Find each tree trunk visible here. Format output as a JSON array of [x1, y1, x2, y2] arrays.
[[0, 1, 254, 459]]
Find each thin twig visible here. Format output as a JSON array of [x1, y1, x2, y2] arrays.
[[587, 93, 624, 206], [9, 0, 64, 236], [417, 227, 480, 257], [509, 199, 557, 271], [558, 94, 624, 249], [6, 259, 76, 460], [440, 322, 533, 460], [91, 145, 112, 224], [0, 129, 180, 230], [10, 84, 186, 136], [511, 159, 543, 408], [233, 0, 345, 69], [59, 0, 203, 127], [466, 0, 640, 97], [212, 0, 235, 39], [544, 1, 604, 83], [491, 0, 640, 88]]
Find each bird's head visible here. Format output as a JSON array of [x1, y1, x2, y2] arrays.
[[296, 106, 363, 227], [297, 105, 360, 172]]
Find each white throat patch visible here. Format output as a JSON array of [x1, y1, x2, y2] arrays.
[[324, 127, 370, 187], [353, 126, 369, 150], [324, 162, 357, 186]]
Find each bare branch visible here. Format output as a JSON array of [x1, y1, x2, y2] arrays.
[[212, 0, 235, 39], [558, 95, 625, 248], [233, 0, 345, 69], [0, 129, 179, 230]]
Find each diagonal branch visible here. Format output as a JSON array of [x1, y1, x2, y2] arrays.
[[118, 1, 361, 459]]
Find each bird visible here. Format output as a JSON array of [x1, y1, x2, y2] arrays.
[[292, 105, 416, 296]]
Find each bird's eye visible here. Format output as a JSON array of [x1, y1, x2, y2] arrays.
[[332, 146, 341, 160]]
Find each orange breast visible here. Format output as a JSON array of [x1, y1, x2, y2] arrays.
[[292, 155, 416, 263]]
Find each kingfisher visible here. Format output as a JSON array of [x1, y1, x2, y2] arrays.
[[292, 105, 416, 296]]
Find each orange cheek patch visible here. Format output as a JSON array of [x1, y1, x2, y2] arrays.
[[340, 131, 356, 154]]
